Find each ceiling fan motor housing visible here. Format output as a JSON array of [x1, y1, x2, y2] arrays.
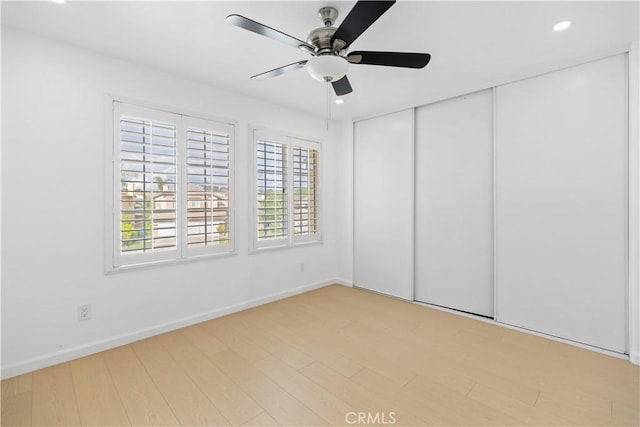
[[308, 7, 343, 54], [307, 26, 337, 53]]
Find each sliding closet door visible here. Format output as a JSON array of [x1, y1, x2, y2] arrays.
[[354, 109, 414, 300], [496, 55, 627, 352], [414, 90, 494, 316]]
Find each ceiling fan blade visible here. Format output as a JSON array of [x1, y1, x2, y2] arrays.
[[331, 1, 395, 50], [332, 76, 353, 96], [226, 14, 316, 52], [251, 60, 308, 81], [347, 51, 431, 68]]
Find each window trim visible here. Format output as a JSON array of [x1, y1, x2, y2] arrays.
[[105, 95, 237, 273], [249, 126, 322, 252]]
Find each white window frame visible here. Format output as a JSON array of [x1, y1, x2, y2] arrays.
[[250, 126, 322, 251], [107, 98, 235, 271]]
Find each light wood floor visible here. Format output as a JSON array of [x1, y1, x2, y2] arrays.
[[2, 284, 639, 426]]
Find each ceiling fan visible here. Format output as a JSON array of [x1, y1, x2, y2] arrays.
[[226, 1, 431, 96]]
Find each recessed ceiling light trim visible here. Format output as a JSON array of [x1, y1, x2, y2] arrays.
[[335, 99, 344, 105], [553, 21, 572, 32]]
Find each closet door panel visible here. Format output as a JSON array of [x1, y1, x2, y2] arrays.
[[415, 90, 494, 316], [354, 109, 414, 300], [495, 55, 627, 352]]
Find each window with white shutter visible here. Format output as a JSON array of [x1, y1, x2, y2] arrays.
[[292, 146, 319, 237], [119, 116, 178, 255], [256, 139, 288, 242], [252, 128, 320, 250], [184, 116, 233, 256], [110, 101, 234, 270]]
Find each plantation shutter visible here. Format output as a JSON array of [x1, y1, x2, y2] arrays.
[[184, 116, 233, 254], [118, 110, 178, 258], [292, 146, 319, 237], [256, 137, 288, 242]]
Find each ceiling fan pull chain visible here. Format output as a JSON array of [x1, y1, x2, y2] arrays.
[[326, 80, 330, 130]]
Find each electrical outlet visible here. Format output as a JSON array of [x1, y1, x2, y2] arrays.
[[78, 304, 91, 322], [300, 263, 305, 272]]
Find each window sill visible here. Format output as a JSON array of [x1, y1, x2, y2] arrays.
[[249, 239, 323, 255], [106, 250, 238, 275]]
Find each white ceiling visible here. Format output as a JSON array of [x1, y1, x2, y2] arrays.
[[2, 1, 638, 120]]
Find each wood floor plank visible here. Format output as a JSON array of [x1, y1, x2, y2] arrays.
[[534, 392, 618, 426], [540, 382, 613, 419], [308, 287, 424, 334], [350, 367, 464, 426], [210, 350, 330, 426], [69, 354, 131, 426], [612, 400, 640, 426], [468, 383, 571, 426], [180, 324, 229, 356], [501, 328, 554, 352], [155, 330, 262, 425], [131, 337, 230, 426], [299, 361, 426, 426], [102, 345, 180, 426], [241, 411, 281, 426], [1, 373, 32, 398], [1, 391, 32, 427], [282, 315, 417, 385], [236, 314, 363, 378], [200, 318, 271, 363], [222, 319, 315, 370], [31, 363, 81, 426], [254, 355, 356, 426], [344, 319, 540, 405], [404, 372, 525, 426]]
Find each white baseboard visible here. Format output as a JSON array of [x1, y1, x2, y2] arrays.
[[332, 278, 353, 287], [1, 278, 349, 379], [630, 351, 640, 366]]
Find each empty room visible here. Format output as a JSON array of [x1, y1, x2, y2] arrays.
[[1, 1, 639, 426]]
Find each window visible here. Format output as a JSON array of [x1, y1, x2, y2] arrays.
[[252, 128, 320, 250], [110, 101, 234, 269]]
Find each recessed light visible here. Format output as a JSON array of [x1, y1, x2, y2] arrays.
[[335, 99, 344, 105], [553, 20, 572, 32], [51, 0, 67, 3]]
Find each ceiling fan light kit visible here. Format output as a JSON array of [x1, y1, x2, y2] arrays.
[[307, 55, 349, 82], [226, 0, 431, 97]]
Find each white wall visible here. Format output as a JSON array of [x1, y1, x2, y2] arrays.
[[1, 28, 348, 378]]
